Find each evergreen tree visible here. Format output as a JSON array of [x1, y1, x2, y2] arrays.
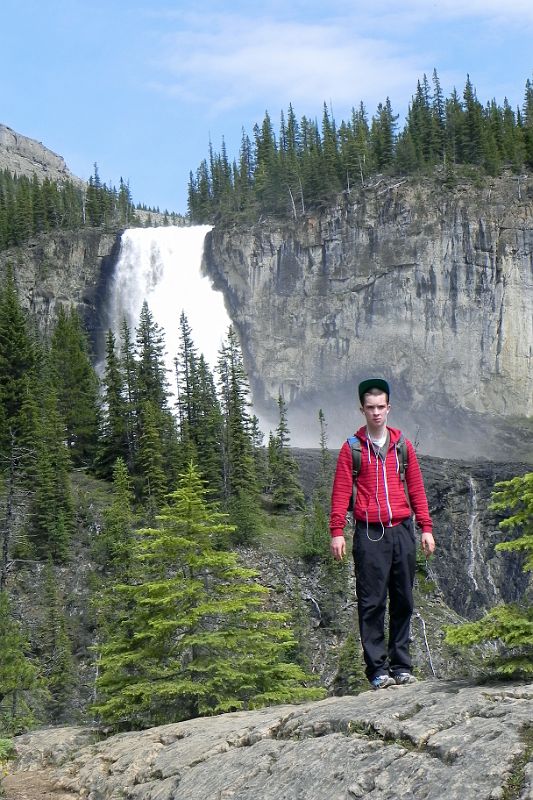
[[136, 400, 168, 519], [217, 328, 261, 541], [29, 364, 74, 562], [0, 591, 42, 733], [523, 79, 533, 168], [93, 457, 135, 581], [38, 561, 76, 723], [301, 410, 331, 560], [461, 75, 485, 165], [445, 472, 533, 676], [370, 98, 397, 170], [0, 265, 35, 450], [332, 632, 367, 696], [268, 395, 305, 511], [49, 306, 100, 467], [118, 319, 138, 471], [97, 330, 129, 479], [93, 463, 324, 730], [134, 301, 169, 417]]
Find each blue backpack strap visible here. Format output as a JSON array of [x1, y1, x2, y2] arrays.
[[347, 436, 362, 513]]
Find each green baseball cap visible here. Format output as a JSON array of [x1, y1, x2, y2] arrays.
[[358, 378, 390, 403]]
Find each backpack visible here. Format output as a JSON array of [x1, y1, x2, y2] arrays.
[[347, 434, 410, 513]]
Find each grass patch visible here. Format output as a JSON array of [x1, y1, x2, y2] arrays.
[[501, 725, 533, 800], [255, 507, 305, 558]]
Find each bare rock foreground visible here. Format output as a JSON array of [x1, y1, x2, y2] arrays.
[[4, 680, 533, 800]]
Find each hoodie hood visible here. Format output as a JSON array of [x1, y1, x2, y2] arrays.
[[355, 425, 402, 446]]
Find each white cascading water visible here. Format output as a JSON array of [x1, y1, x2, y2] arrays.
[[106, 225, 231, 391]]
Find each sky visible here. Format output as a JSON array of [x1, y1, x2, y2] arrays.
[[1, 0, 532, 215]]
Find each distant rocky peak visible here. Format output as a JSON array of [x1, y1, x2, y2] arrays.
[[0, 123, 84, 186]]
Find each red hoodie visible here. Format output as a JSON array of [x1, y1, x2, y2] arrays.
[[329, 425, 432, 537]]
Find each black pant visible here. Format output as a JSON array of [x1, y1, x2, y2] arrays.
[[353, 518, 416, 681]]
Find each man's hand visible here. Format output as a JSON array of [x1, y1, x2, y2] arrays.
[[421, 532, 435, 557], [331, 535, 346, 561]]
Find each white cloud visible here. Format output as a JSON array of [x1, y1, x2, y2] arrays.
[[152, 13, 427, 117]]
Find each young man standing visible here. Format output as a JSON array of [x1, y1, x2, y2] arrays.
[[330, 378, 435, 689]]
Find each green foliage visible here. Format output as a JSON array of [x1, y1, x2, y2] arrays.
[[268, 395, 305, 512], [491, 472, 533, 571], [332, 632, 367, 696], [0, 265, 36, 450], [0, 166, 139, 253], [93, 458, 135, 580], [50, 306, 100, 467], [188, 73, 533, 224], [445, 472, 533, 676], [28, 365, 74, 562], [38, 562, 76, 722], [0, 592, 42, 734], [0, 737, 14, 761], [500, 725, 533, 800], [216, 327, 261, 541], [93, 463, 324, 730], [96, 330, 130, 479], [300, 496, 331, 561]]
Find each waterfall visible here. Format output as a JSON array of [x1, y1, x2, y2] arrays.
[[467, 477, 480, 591], [106, 225, 230, 391]]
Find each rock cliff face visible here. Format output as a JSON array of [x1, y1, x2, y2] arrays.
[[0, 229, 120, 352], [5, 681, 533, 800], [203, 173, 533, 459], [0, 123, 84, 186]]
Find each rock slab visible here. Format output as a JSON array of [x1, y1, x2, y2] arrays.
[[7, 681, 533, 800]]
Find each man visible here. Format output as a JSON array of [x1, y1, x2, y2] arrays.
[[330, 378, 435, 689]]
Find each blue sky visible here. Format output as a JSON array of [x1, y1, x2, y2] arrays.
[[2, 0, 532, 214]]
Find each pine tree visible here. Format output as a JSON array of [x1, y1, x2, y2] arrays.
[[332, 632, 367, 696], [97, 330, 129, 479], [135, 400, 167, 519], [0, 265, 35, 450], [0, 591, 42, 733], [93, 457, 135, 580], [269, 395, 305, 511], [134, 301, 169, 417], [29, 364, 74, 562], [49, 306, 100, 467], [370, 98, 397, 170], [445, 472, 533, 676], [38, 561, 76, 723], [118, 319, 138, 471], [93, 463, 324, 730], [217, 328, 261, 541], [522, 79, 533, 168], [300, 410, 331, 560]]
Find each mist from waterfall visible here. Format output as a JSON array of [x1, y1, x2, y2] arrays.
[[106, 225, 231, 394]]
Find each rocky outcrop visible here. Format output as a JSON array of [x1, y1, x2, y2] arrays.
[[5, 681, 533, 800], [0, 124, 84, 186], [204, 173, 533, 459], [0, 229, 120, 351]]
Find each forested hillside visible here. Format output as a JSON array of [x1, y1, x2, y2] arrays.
[[0, 166, 184, 253], [0, 269, 330, 734], [188, 72, 533, 222]]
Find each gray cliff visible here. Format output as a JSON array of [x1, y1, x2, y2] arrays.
[[203, 173, 533, 459], [0, 229, 120, 352], [4, 681, 533, 800], [0, 123, 84, 186]]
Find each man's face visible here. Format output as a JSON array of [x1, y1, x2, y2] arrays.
[[361, 393, 390, 428]]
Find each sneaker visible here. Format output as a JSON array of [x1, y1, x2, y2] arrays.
[[393, 672, 417, 685], [371, 674, 396, 690]]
